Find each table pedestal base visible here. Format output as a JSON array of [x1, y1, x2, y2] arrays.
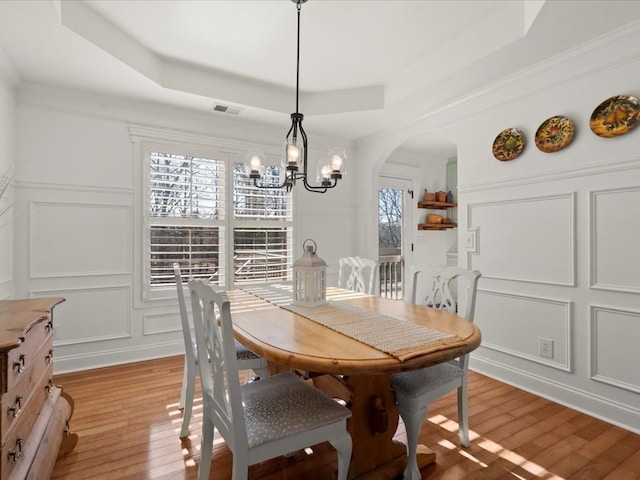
[[313, 373, 437, 480], [350, 446, 436, 480]]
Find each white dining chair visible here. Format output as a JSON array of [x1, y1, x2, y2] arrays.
[[391, 266, 481, 480], [188, 279, 352, 480], [173, 263, 268, 438], [338, 256, 379, 295]]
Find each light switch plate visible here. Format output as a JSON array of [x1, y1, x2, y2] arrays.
[[465, 229, 477, 252]]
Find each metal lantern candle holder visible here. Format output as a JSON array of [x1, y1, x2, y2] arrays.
[[293, 239, 327, 307]]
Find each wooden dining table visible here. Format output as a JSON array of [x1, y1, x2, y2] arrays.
[[227, 286, 482, 480]]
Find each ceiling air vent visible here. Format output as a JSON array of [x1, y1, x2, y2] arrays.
[[212, 104, 243, 115]]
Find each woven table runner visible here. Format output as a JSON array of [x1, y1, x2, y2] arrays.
[[243, 285, 465, 361]]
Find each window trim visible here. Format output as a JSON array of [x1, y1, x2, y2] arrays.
[[130, 125, 291, 305]]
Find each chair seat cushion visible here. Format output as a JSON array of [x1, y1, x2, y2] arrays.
[[193, 339, 260, 364], [241, 371, 351, 448], [235, 340, 261, 361], [391, 362, 463, 399]]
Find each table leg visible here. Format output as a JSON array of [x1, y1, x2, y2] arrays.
[[328, 374, 435, 480]]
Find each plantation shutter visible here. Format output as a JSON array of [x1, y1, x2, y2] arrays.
[[149, 152, 225, 286]]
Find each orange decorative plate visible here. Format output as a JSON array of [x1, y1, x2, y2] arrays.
[[590, 95, 640, 138], [492, 128, 525, 161], [535, 115, 575, 153]]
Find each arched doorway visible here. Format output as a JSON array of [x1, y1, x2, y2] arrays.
[[377, 133, 457, 300]]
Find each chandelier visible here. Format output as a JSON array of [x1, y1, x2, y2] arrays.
[[246, 0, 346, 193]]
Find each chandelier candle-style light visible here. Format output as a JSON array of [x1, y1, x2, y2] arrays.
[[246, 0, 346, 193]]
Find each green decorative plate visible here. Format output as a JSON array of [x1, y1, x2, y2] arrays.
[[492, 128, 525, 161]]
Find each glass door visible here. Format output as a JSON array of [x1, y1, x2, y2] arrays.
[[378, 177, 412, 299]]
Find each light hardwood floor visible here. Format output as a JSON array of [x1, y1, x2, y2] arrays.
[[51, 355, 640, 480]]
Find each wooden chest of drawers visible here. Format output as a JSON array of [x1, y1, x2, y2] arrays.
[[0, 298, 77, 480]]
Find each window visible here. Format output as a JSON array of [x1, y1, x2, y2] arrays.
[[144, 145, 293, 297], [148, 152, 225, 287], [232, 163, 293, 284]]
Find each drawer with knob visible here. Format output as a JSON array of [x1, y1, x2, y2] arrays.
[[1, 370, 57, 480], [1, 351, 54, 439], [5, 321, 51, 394]]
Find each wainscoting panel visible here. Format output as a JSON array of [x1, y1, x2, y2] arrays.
[[590, 187, 640, 293], [30, 201, 131, 278], [467, 193, 575, 285], [32, 286, 131, 345], [590, 305, 640, 394], [143, 311, 181, 336], [475, 289, 572, 371]]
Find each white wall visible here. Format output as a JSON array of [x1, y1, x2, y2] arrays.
[[12, 84, 355, 373], [0, 56, 15, 300], [358, 22, 640, 433]]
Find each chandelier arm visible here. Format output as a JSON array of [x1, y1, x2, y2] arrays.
[[253, 178, 288, 190], [299, 120, 308, 172], [253, 172, 293, 190], [302, 177, 338, 193]]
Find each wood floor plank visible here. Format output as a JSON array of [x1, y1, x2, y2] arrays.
[[50, 355, 640, 480]]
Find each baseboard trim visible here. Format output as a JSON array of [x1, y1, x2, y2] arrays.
[[470, 355, 640, 435], [52, 341, 184, 375]]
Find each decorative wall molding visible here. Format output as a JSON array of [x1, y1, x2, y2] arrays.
[[31, 285, 132, 345], [15, 180, 134, 196], [590, 186, 640, 294], [467, 193, 575, 286], [459, 156, 640, 193], [53, 340, 183, 376], [405, 21, 640, 157], [471, 355, 640, 435], [476, 289, 572, 372], [143, 311, 181, 336], [29, 200, 132, 278], [590, 305, 640, 394], [129, 124, 282, 157]]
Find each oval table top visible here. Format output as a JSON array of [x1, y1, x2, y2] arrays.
[[228, 287, 481, 376]]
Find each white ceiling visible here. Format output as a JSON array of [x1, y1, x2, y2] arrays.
[[1, 1, 640, 157]]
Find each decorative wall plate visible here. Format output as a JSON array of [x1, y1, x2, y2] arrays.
[[590, 94, 640, 138], [535, 115, 575, 153], [492, 128, 525, 161]]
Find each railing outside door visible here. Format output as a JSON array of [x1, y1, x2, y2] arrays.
[[379, 252, 404, 300]]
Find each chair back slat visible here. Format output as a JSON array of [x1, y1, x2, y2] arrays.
[[189, 279, 248, 451], [412, 265, 481, 321], [173, 264, 196, 366], [338, 256, 379, 295]]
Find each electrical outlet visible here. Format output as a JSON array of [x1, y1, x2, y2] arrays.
[[539, 337, 554, 359]]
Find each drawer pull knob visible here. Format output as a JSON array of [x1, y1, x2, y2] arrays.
[[45, 320, 54, 333], [7, 395, 23, 418], [46, 349, 54, 364], [8, 437, 23, 463], [12, 353, 27, 374], [45, 378, 54, 393]]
